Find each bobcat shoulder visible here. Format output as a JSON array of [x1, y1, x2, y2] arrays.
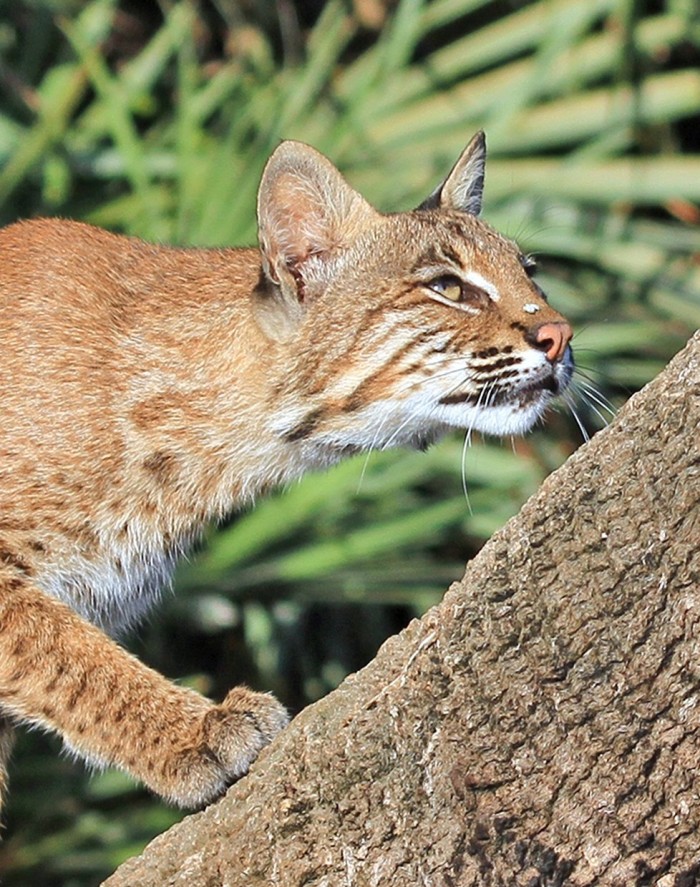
[[0, 132, 572, 810]]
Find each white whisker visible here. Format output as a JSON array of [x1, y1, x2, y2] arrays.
[[561, 390, 590, 443], [460, 431, 472, 514], [356, 411, 391, 493], [574, 378, 616, 418], [459, 379, 497, 509]]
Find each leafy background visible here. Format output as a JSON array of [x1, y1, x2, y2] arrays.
[[0, 0, 698, 883]]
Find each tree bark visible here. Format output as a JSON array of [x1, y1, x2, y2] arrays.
[[104, 332, 700, 887]]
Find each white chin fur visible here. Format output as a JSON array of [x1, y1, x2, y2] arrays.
[[442, 397, 549, 437]]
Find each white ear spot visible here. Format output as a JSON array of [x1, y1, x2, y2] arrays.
[[466, 270, 500, 302], [523, 303, 540, 314]]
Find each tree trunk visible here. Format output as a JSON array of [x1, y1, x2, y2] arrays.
[[104, 332, 700, 887]]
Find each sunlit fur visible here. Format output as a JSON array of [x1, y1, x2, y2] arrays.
[[0, 134, 573, 810]]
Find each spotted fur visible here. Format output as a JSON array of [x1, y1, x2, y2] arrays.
[[0, 133, 572, 811]]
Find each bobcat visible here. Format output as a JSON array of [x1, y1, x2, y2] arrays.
[[0, 133, 572, 810]]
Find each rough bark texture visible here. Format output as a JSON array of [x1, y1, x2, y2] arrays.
[[105, 332, 700, 887]]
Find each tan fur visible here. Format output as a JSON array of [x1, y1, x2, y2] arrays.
[[0, 134, 573, 810]]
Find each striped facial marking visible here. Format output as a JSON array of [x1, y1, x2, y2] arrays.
[[273, 211, 572, 450]]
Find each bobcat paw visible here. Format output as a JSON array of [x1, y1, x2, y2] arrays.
[[202, 686, 289, 779], [166, 687, 289, 808]]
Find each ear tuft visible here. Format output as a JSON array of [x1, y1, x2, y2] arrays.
[[417, 131, 486, 216], [257, 141, 377, 303]]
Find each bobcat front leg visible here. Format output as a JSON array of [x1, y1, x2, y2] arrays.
[[0, 577, 288, 807]]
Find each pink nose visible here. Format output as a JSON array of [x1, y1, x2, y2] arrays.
[[530, 321, 573, 363]]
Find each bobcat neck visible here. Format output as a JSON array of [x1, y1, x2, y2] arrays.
[[1, 221, 333, 632]]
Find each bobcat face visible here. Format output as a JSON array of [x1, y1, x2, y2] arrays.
[[257, 133, 573, 452]]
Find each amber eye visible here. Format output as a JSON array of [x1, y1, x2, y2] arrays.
[[427, 275, 490, 307], [428, 275, 464, 302]]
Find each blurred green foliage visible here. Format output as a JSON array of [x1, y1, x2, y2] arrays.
[[0, 0, 698, 882]]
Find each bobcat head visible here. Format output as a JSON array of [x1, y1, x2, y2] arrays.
[[254, 132, 573, 454]]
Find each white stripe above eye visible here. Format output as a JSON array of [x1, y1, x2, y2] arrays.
[[465, 270, 500, 302]]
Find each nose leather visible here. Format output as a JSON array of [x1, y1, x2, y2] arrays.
[[527, 321, 573, 363]]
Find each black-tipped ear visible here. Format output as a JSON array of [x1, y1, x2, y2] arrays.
[[417, 131, 486, 215]]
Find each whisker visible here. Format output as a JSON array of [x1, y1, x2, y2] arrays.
[[354, 359, 471, 492], [439, 368, 477, 403], [574, 379, 616, 418], [356, 411, 391, 493], [569, 377, 615, 431], [573, 363, 613, 385], [382, 411, 421, 450], [571, 323, 597, 341], [572, 363, 630, 401], [574, 373, 617, 415], [561, 391, 590, 443], [460, 380, 493, 513], [483, 379, 500, 412], [572, 360, 604, 371], [389, 361, 471, 398], [457, 386, 476, 500], [460, 431, 472, 514], [575, 395, 610, 429]]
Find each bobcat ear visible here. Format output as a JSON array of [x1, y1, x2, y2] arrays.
[[257, 141, 377, 314], [417, 131, 486, 215]]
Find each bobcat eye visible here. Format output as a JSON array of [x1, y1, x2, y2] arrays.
[[426, 275, 488, 307], [429, 275, 464, 302]]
